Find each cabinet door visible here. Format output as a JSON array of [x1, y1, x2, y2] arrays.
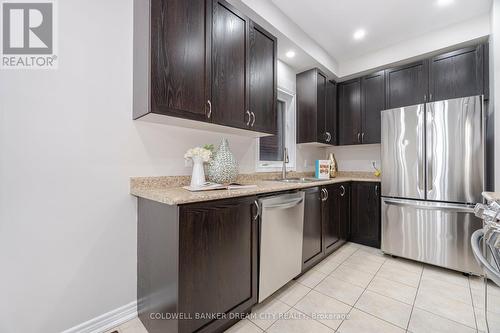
[[150, 0, 210, 121], [350, 182, 381, 248], [338, 183, 350, 242], [361, 71, 385, 144], [429, 45, 484, 102], [249, 22, 277, 134], [316, 71, 328, 144], [212, 0, 249, 129], [326, 80, 337, 145], [338, 78, 362, 145], [179, 196, 258, 332], [302, 187, 323, 269], [296, 69, 318, 143], [385, 61, 428, 109], [323, 185, 340, 253]]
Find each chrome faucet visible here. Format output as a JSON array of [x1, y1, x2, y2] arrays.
[[282, 147, 289, 179]]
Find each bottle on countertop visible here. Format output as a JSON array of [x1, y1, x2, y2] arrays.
[[328, 153, 338, 178]]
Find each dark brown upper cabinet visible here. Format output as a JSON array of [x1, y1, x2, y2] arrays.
[[133, 0, 277, 137], [429, 45, 485, 102], [338, 78, 361, 145], [134, 0, 211, 122], [326, 80, 338, 145], [249, 21, 277, 134], [296, 68, 335, 145], [361, 71, 385, 144], [212, 0, 249, 130], [385, 60, 428, 109]]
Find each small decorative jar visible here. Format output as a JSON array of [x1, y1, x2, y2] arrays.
[[207, 138, 238, 184], [328, 153, 338, 178]]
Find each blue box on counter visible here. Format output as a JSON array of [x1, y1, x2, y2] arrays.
[[315, 160, 330, 179]]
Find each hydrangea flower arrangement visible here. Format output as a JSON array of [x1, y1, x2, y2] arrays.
[[184, 147, 212, 162]]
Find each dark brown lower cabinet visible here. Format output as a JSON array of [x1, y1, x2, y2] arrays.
[[350, 182, 381, 248], [302, 187, 323, 270], [302, 183, 351, 272], [137, 196, 259, 333], [323, 183, 350, 256]]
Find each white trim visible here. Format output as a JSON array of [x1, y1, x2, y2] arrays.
[[256, 88, 297, 172], [61, 301, 137, 333]]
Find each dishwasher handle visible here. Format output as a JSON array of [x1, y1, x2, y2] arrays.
[[264, 198, 304, 210]]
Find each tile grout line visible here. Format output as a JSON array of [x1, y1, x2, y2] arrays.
[[336, 245, 393, 332], [245, 317, 265, 332], [273, 243, 361, 332], [307, 244, 362, 329], [411, 267, 480, 331], [321, 244, 364, 331], [467, 274, 480, 332], [291, 305, 340, 332], [405, 262, 424, 332], [344, 253, 416, 331]]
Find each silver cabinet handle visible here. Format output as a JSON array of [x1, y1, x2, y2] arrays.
[[320, 188, 327, 202], [375, 185, 378, 196], [253, 200, 260, 221], [207, 100, 212, 119], [246, 110, 251, 126], [324, 188, 329, 201], [251, 112, 256, 127], [340, 185, 345, 197], [325, 132, 331, 142], [357, 132, 361, 143], [429, 93, 433, 101], [361, 132, 365, 143], [424, 94, 427, 102]]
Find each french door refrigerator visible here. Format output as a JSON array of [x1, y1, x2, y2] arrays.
[[381, 95, 484, 274]]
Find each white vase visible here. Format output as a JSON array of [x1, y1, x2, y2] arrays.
[[190, 156, 206, 187]]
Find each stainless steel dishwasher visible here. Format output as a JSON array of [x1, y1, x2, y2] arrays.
[[258, 191, 305, 302]]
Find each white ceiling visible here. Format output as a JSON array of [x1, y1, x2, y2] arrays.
[[270, 0, 492, 62]]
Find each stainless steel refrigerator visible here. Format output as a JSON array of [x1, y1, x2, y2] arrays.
[[381, 95, 484, 274]]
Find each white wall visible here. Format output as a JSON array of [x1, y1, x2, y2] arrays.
[[237, 0, 339, 76], [326, 145, 381, 172], [0, 2, 323, 332], [339, 14, 491, 77]]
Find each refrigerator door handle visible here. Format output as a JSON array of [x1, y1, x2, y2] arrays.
[[426, 106, 434, 192], [417, 108, 425, 192], [382, 198, 475, 213]]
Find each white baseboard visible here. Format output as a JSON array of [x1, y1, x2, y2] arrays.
[[61, 301, 138, 333]]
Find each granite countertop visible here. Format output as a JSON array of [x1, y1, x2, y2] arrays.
[[130, 171, 381, 205]]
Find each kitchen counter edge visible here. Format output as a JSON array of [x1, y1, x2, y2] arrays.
[[130, 177, 381, 205]]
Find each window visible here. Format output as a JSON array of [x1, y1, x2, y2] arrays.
[[256, 89, 296, 171]]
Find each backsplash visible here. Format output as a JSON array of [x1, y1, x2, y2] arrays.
[[326, 144, 381, 172]]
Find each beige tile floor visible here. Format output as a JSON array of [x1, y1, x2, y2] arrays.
[[109, 242, 500, 333]]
